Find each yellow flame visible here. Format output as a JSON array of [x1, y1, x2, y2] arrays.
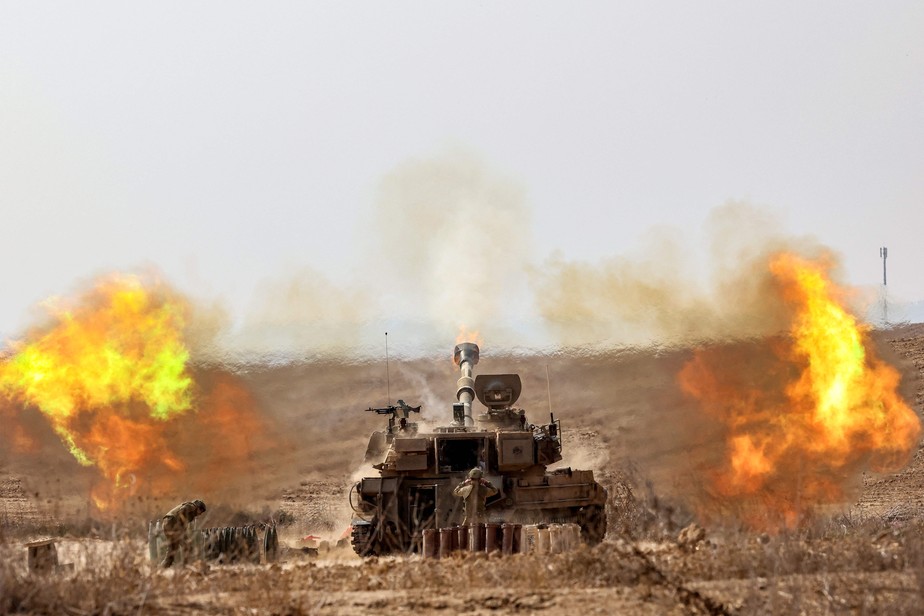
[[679, 253, 920, 528], [770, 253, 918, 466], [0, 274, 193, 508]]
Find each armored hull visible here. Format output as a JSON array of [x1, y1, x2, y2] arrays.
[[350, 343, 607, 556]]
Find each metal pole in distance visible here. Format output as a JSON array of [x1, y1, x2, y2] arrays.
[[880, 247, 889, 325], [880, 247, 888, 286]]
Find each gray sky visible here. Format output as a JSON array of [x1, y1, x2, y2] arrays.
[[1, 2, 922, 351]]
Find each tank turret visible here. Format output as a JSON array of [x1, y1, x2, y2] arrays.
[[349, 342, 607, 556]]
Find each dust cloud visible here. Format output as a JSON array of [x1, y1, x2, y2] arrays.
[[206, 155, 839, 357], [531, 202, 832, 348], [234, 268, 370, 360], [364, 147, 534, 342], [213, 147, 537, 358]]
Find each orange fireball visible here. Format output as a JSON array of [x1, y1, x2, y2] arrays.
[[0, 275, 193, 509], [455, 324, 484, 347], [679, 252, 920, 528]]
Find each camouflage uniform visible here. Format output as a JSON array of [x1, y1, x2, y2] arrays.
[[453, 468, 498, 525], [160, 500, 206, 568]]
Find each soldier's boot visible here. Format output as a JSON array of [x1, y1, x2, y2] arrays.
[[160, 545, 178, 568]]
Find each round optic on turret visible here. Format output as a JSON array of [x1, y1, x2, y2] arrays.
[[474, 374, 522, 409]]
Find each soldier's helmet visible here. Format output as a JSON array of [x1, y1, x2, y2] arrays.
[[468, 468, 483, 479], [193, 499, 206, 513]]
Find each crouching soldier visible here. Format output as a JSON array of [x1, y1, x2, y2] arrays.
[[453, 468, 498, 525], [160, 499, 207, 568]]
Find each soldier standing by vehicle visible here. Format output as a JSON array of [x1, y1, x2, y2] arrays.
[[160, 499, 206, 568], [453, 468, 498, 525]]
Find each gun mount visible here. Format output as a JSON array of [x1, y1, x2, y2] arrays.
[[349, 342, 607, 556]]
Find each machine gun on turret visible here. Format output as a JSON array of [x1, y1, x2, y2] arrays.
[[366, 399, 421, 434]]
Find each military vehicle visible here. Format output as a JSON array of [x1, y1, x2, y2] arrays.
[[349, 342, 607, 556]]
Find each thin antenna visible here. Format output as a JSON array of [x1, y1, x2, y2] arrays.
[[385, 332, 391, 405], [546, 364, 560, 448]]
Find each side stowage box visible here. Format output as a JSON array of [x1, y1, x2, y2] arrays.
[[394, 438, 429, 453], [497, 433, 534, 470]]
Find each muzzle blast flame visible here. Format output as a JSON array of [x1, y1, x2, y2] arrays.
[[678, 253, 920, 529], [0, 274, 269, 511]]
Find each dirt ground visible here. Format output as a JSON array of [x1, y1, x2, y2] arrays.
[[3, 324, 924, 614]]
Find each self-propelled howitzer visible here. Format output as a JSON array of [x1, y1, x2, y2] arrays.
[[349, 342, 607, 556]]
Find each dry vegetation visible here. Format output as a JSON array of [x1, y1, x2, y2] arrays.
[[4, 517, 924, 614], [3, 323, 924, 614]]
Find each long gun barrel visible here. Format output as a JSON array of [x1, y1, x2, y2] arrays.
[[452, 342, 480, 426]]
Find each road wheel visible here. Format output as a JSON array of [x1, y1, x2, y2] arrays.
[[351, 522, 380, 557], [579, 505, 606, 545]]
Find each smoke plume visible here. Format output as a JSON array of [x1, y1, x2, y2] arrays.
[[531, 202, 833, 348], [361, 146, 534, 347]]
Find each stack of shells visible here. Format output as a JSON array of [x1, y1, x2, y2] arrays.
[[147, 521, 279, 565], [421, 522, 582, 558]]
